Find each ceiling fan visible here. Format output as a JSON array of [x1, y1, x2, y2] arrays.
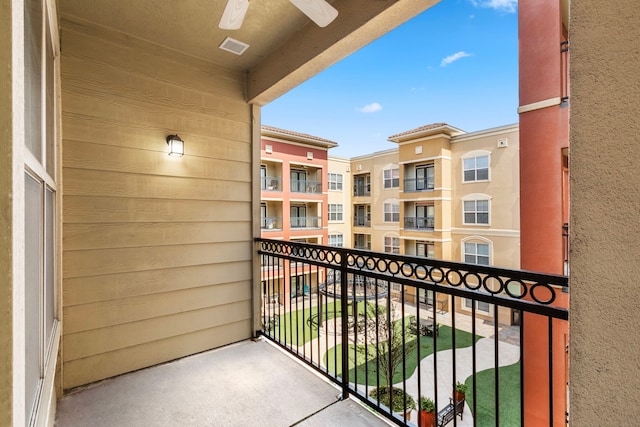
[[219, 0, 338, 30]]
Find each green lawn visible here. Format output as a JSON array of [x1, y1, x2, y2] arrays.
[[268, 300, 372, 346], [465, 361, 521, 427], [324, 323, 481, 385]]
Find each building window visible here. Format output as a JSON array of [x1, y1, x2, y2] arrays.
[[384, 236, 400, 254], [383, 202, 400, 222], [464, 242, 490, 265], [416, 241, 435, 258], [463, 240, 492, 314], [383, 168, 399, 188], [464, 298, 491, 314], [463, 199, 489, 225], [290, 275, 309, 298], [328, 173, 343, 191], [328, 234, 343, 247], [354, 234, 371, 250], [290, 205, 307, 228], [463, 155, 489, 182], [328, 204, 343, 221]]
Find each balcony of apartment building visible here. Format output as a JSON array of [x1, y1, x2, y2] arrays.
[[261, 162, 283, 193], [58, 240, 568, 426], [353, 173, 371, 198], [290, 166, 323, 196], [353, 233, 372, 250], [260, 201, 283, 232], [353, 204, 372, 228], [402, 163, 435, 194], [290, 203, 322, 230], [404, 203, 436, 232]]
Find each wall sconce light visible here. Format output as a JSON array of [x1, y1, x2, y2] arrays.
[[166, 134, 184, 157]]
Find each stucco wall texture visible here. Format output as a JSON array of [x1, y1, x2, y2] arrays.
[[570, 1, 640, 424]]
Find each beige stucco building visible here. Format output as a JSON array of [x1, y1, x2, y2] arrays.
[[327, 156, 353, 249]]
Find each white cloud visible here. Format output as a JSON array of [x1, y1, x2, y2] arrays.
[[470, 0, 517, 13], [440, 51, 472, 67], [356, 102, 383, 113]]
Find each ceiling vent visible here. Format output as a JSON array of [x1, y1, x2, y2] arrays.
[[219, 37, 250, 55]]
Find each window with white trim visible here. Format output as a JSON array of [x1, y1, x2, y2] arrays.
[[383, 167, 399, 188], [383, 201, 400, 222], [328, 173, 343, 191], [328, 204, 343, 221], [464, 199, 489, 225], [328, 234, 343, 247], [463, 240, 492, 314], [384, 236, 400, 254], [464, 242, 490, 265], [463, 155, 489, 182]]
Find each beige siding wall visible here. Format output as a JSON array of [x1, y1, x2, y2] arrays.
[[60, 20, 253, 389]]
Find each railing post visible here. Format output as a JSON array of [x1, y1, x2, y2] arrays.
[[340, 249, 350, 400]]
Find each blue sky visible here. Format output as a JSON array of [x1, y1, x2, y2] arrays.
[[262, 0, 519, 158]]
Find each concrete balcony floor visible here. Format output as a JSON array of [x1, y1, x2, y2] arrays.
[[55, 338, 391, 427]]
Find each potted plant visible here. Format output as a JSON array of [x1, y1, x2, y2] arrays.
[[419, 396, 436, 427], [455, 381, 467, 403], [369, 386, 416, 420]]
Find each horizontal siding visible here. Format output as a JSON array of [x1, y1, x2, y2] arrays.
[[61, 20, 254, 389], [63, 321, 251, 390], [64, 300, 251, 360], [63, 261, 252, 306]]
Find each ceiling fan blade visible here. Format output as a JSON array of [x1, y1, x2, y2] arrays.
[[219, 0, 250, 30], [289, 0, 338, 27]]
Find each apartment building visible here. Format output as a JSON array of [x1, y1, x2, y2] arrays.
[[260, 126, 337, 302], [326, 156, 353, 248], [327, 123, 520, 323]]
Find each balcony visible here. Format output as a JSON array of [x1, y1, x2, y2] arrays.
[[291, 216, 322, 229], [257, 239, 568, 426], [291, 179, 322, 194], [261, 176, 282, 192], [404, 177, 434, 193], [353, 216, 371, 227], [261, 216, 283, 230], [405, 216, 435, 231]]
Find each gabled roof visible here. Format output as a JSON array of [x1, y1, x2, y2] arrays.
[[388, 123, 465, 143], [261, 125, 338, 149]]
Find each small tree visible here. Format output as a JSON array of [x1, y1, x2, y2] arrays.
[[358, 302, 418, 412]]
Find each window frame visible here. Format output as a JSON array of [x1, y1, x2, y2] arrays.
[[328, 172, 343, 191], [383, 167, 399, 189], [383, 200, 400, 222], [384, 236, 400, 254], [462, 194, 491, 225], [328, 234, 343, 247], [328, 203, 343, 222], [462, 151, 490, 183]]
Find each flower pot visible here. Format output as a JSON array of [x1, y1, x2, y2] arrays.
[[419, 409, 436, 427], [455, 391, 465, 403]]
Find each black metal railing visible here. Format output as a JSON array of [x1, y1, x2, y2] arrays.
[[353, 217, 371, 227], [404, 216, 435, 231], [353, 185, 371, 197], [404, 178, 434, 192], [257, 238, 568, 427]]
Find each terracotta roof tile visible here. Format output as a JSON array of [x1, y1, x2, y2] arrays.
[[261, 125, 338, 146], [388, 122, 450, 139]]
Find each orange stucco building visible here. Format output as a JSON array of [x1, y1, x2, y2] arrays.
[[518, 0, 570, 425]]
